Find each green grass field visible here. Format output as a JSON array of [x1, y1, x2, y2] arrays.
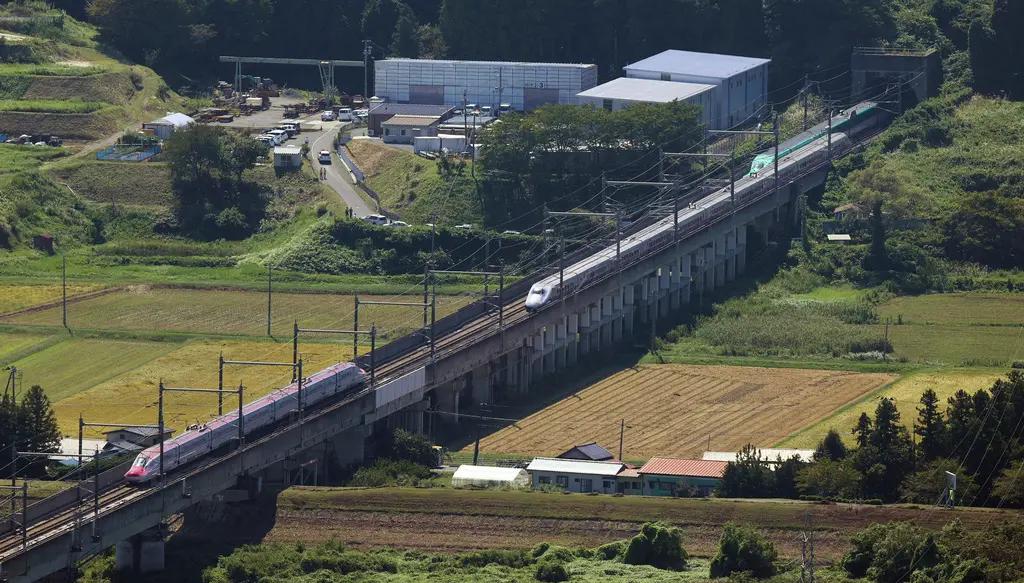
[[4, 287, 475, 339], [879, 294, 1024, 326], [0, 98, 105, 113], [777, 369, 1006, 448], [7, 337, 176, 403], [48, 159, 174, 207], [878, 324, 1024, 366], [0, 142, 67, 174], [0, 331, 55, 364]]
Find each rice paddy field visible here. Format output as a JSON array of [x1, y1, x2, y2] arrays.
[[4, 286, 474, 339], [0, 283, 107, 314], [51, 339, 356, 437], [472, 364, 896, 459], [777, 370, 1007, 449]]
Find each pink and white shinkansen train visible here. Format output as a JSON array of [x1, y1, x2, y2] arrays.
[[125, 362, 365, 483]]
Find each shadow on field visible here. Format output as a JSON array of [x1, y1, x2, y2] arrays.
[[162, 488, 283, 581]]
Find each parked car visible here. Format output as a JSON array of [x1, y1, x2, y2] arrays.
[[387, 220, 410, 228], [502, 230, 521, 235], [360, 214, 388, 226], [281, 123, 300, 137], [318, 150, 331, 163], [321, 110, 336, 121], [256, 136, 274, 147], [266, 129, 288, 145], [454, 224, 475, 230]]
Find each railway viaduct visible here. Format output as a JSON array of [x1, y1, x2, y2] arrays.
[[0, 159, 834, 582]]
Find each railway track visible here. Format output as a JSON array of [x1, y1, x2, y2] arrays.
[[0, 292, 533, 566]]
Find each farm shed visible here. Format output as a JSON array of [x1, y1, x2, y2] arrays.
[[142, 112, 195, 140], [451, 465, 530, 489], [381, 115, 441, 144], [624, 50, 770, 129], [557, 442, 614, 461], [638, 458, 727, 497], [274, 145, 303, 169], [367, 103, 455, 137], [526, 458, 626, 494]]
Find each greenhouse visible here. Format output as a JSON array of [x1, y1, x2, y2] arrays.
[[450, 465, 530, 489]]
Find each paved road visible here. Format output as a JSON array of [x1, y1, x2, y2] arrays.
[[281, 119, 375, 218]]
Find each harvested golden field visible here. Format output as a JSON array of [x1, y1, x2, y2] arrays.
[[0, 283, 106, 314], [6, 287, 471, 339], [474, 364, 896, 459], [53, 339, 355, 438], [780, 370, 1006, 449]]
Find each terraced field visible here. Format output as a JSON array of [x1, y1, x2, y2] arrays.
[[473, 364, 896, 459], [5, 287, 474, 339], [0, 283, 107, 314]]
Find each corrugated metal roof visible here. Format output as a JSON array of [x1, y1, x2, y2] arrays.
[[618, 468, 641, 478], [578, 77, 715, 103], [452, 465, 528, 481], [701, 449, 815, 463], [381, 58, 595, 69], [368, 103, 455, 117], [558, 442, 614, 461], [382, 115, 442, 126], [626, 50, 770, 79], [274, 146, 302, 155], [639, 458, 728, 478], [526, 457, 625, 476]]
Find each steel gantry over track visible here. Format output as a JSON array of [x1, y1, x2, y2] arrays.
[[218, 56, 364, 101]]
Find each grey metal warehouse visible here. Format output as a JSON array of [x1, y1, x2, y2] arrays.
[[374, 58, 598, 112], [576, 77, 716, 127], [624, 50, 770, 129]]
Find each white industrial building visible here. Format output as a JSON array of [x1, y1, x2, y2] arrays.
[[577, 77, 716, 126], [374, 58, 598, 112], [624, 50, 770, 129]]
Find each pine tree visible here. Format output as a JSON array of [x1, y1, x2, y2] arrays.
[[915, 389, 948, 463], [814, 428, 849, 461], [0, 393, 15, 476], [853, 412, 873, 449], [19, 385, 61, 455]]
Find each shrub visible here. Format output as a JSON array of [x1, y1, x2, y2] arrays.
[[596, 541, 626, 560], [622, 522, 688, 571], [535, 562, 570, 582], [709, 524, 778, 579], [458, 549, 534, 568], [299, 547, 397, 574], [346, 459, 433, 487]]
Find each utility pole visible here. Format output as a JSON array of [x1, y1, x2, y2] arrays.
[[463, 89, 468, 140], [266, 264, 273, 337], [802, 74, 810, 131], [363, 40, 371, 100], [61, 254, 67, 329], [800, 512, 815, 583], [618, 418, 625, 461], [826, 101, 833, 158]]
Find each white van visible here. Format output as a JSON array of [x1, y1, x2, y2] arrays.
[[266, 129, 288, 145], [336, 108, 354, 122], [360, 214, 388, 226]]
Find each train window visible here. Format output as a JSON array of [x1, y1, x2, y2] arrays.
[[132, 456, 148, 467]]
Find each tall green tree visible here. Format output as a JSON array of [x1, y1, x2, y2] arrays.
[[915, 389, 948, 463], [389, 4, 420, 57], [815, 428, 849, 461], [796, 459, 861, 498], [19, 385, 61, 455], [853, 412, 873, 448], [717, 444, 775, 498]]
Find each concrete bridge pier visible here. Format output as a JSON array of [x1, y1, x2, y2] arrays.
[[726, 230, 738, 282], [714, 235, 727, 288], [736, 227, 748, 275], [702, 246, 715, 292], [659, 264, 671, 318], [578, 307, 592, 357], [115, 525, 164, 575], [622, 286, 635, 339], [566, 313, 579, 367], [600, 296, 614, 348], [471, 365, 491, 406], [530, 332, 543, 384], [330, 425, 370, 467], [612, 294, 624, 343]]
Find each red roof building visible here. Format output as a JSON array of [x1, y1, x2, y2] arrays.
[[637, 458, 728, 497]]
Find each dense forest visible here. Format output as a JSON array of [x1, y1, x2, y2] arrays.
[[33, 0, 1018, 102]]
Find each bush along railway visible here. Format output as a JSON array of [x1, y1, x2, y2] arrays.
[[0, 101, 890, 583]]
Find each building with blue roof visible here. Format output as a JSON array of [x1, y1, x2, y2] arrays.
[[624, 50, 770, 129]]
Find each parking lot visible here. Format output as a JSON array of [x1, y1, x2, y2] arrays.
[[217, 97, 311, 130]]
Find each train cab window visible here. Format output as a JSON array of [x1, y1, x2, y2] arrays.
[[132, 456, 148, 468]]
